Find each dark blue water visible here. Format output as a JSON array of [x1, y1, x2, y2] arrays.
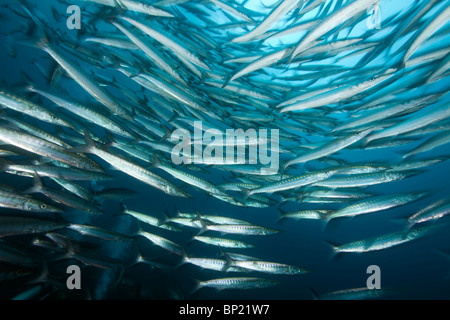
[[0, 0, 449, 300]]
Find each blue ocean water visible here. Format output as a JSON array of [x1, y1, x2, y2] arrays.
[[0, 0, 449, 300]]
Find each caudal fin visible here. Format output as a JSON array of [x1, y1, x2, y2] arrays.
[[68, 130, 97, 154], [24, 171, 45, 194], [0, 157, 11, 172], [323, 240, 342, 261], [189, 279, 202, 297]]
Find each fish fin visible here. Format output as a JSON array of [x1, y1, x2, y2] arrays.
[[173, 248, 189, 270], [279, 163, 288, 180], [195, 218, 209, 236], [167, 110, 181, 123], [323, 240, 342, 262], [127, 247, 148, 270], [306, 285, 320, 300], [219, 247, 234, 272], [24, 171, 44, 194], [173, 259, 186, 271], [160, 209, 174, 227], [159, 126, 172, 142], [276, 207, 288, 223], [400, 228, 412, 240], [189, 279, 202, 297], [23, 259, 57, 289], [130, 107, 137, 120], [82, 129, 96, 147], [111, 201, 127, 217], [241, 188, 254, 202], [19, 0, 46, 35], [49, 65, 65, 88], [103, 132, 117, 148], [67, 131, 96, 154], [184, 230, 197, 247], [321, 216, 339, 234], [222, 76, 232, 88], [149, 154, 166, 171], [0, 157, 11, 172]]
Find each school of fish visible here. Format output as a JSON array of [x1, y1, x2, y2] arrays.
[[0, 0, 449, 299]]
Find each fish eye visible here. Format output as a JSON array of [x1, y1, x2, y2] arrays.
[[40, 204, 47, 209]]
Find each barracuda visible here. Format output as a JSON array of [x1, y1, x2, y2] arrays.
[[232, 0, 301, 43], [403, 131, 450, 159], [1, 0, 449, 300], [84, 35, 139, 50], [27, 85, 137, 139], [279, 74, 392, 113], [199, 221, 279, 236], [1, 114, 73, 148], [72, 131, 191, 198], [111, 21, 188, 87], [0, 158, 112, 181], [290, 0, 381, 60], [230, 259, 310, 275], [76, 0, 174, 17], [0, 127, 103, 172], [283, 129, 373, 169], [403, 4, 450, 64], [178, 249, 244, 272], [25, 174, 104, 215], [193, 236, 255, 249], [329, 224, 441, 254], [407, 198, 450, 226], [121, 205, 180, 232], [248, 169, 337, 195], [313, 287, 397, 300], [120, 16, 210, 71], [177, 211, 253, 225], [333, 97, 433, 132], [279, 209, 331, 220], [138, 231, 182, 255], [35, 37, 133, 120], [325, 192, 427, 221], [0, 216, 68, 237], [0, 189, 62, 214], [151, 156, 241, 206], [365, 101, 450, 144], [67, 224, 133, 242], [196, 277, 280, 291], [0, 90, 74, 129], [312, 171, 409, 188]]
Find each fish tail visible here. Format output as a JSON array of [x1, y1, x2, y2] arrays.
[[196, 219, 208, 237], [34, 32, 49, 51], [149, 153, 162, 169], [306, 285, 320, 300], [219, 247, 234, 272], [23, 171, 44, 194], [323, 240, 341, 261], [68, 130, 96, 154], [111, 201, 127, 217], [173, 248, 188, 270], [189, 279, 202, 297], [0, 157, 11, 172]]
